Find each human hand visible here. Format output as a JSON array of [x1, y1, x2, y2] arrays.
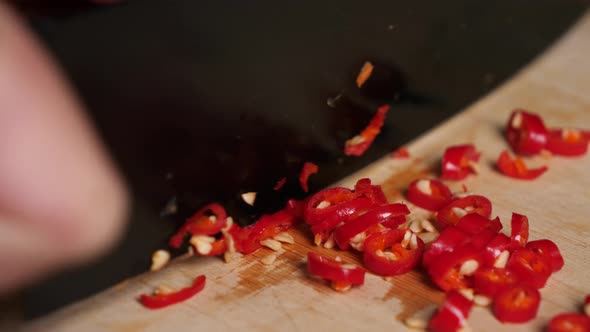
[[0, 3, 128, 293]]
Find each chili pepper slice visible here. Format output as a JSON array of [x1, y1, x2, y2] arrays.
[[493, 283, 540, 323], [546, 128, 589, 157], [284, 198, 305, 219], [506, 248, 552, 289], [333, 203, 410, 250], [455, 214, 502, 235], [440, 144, 481, 180], [481, 233, 511, 267], [304, 187, 357, 225], [505, 109, 549, 156], [169, 203, 227, 248], [391, 146, 410, 159], [344, 105, 389, 157], [474, 267, 519, 298], [139, 275, 206, 310], [380, 214, 407, 229], [510, 212, 529, 248], [363, 229, 424, 276], [436, 195, 492, 229], [496, 150, 548, 180], [406, 178, 453, 211], [356, 61, 374, 88], [548, 313, 590, 332], [273, 177, 287, 191], [353, 178, 388, 206], [526, 239, 564, 272], [422, 227, 470, 269], [236, 210, 296, 254], [428, 291, 473, 332], [310, 197, 375, 241], [307, 252, 365, 286], [428, 245, 482, 291], [299, 162, 318, 193]]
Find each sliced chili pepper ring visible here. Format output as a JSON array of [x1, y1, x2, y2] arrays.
[[307, 252, 365, 286], [440, 144, 481, 180], [493, 284, 540, 323], [363, 229, 424, 276], [406, 178, 453, 211]]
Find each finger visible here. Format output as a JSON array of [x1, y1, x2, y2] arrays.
[[0, 4, 129, 291]]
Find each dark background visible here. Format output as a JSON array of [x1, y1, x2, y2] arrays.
[[19, 0, 586, 318]]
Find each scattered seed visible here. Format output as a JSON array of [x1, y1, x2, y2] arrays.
[[418, 231, 439, 244], [451, 207, 468, 219], [241, 192, 257, 206], [468, 161, 480, 174], [314, 234, 323, 246], [260, 238, 282, 251], [421, 220, 436, 232], [410, 220, 424, 233], [474, 295, 491, 306], [155, 285, 175, 295], [273, 232, 295, 244], [404, 305, 437, 330], [416, 179, 432, 196], [459, 259, 479, 276], [323, 235, 335, 249], [512, 112, 522, 128], [493, 250, 510, 269], [316, 200, 331, 209], [190, 235, 215, 255], [150, 249, 170, 271], [261, 253, 277, 266], [331, 280, 352, 292], [458, 288, 475, 301], [401, 230, 412, 248], [410, 233, 419, 250]]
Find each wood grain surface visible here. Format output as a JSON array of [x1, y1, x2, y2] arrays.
[[23, 11, 590, 332]]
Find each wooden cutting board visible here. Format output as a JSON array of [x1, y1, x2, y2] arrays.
[[24, 11, 590, 332]]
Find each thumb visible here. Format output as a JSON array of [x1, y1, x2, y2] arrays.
[[0, 4, 129, 292]]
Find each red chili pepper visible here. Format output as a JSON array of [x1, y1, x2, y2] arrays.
[[236, 210, 295, 254], [436, 195, 492, 229], [195, 238, 227, 257], [422, 227, 470, 269], [333, 203, 410, 250], [428, 291, 473, 332], [428, 245, 482, 291], [344, 105, 389, 156], [505, 109, 549, 155], [493, 283, 540, 323], [526, 239, 564, 272], [380, 214, 407, 229], [363, 229, 424, 276], [506, 248, 552, 289], [307, 252, 365, 286], [353, 178, 388, 206], [510, 212, 529, 248], [356, 61, 374, 88], [284, 198, 305, 219], [310, 197, 375, 241], [440, 144, 481, 180], [304, 187, 357, 225], [546, 128, 589, 157], [139, 275, 206, 310], [273, 177, 287, 190], [481, 233, 511, 267], [548, 313, 590, 332], [455, 213, 502, 235], [496, 150, 548, 180], [391, 146, 410, 159], [299, 162, 318, 193], [169, 203, 227, 248], [473, 267, 519, 298], [406, 178, 453, 211]]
